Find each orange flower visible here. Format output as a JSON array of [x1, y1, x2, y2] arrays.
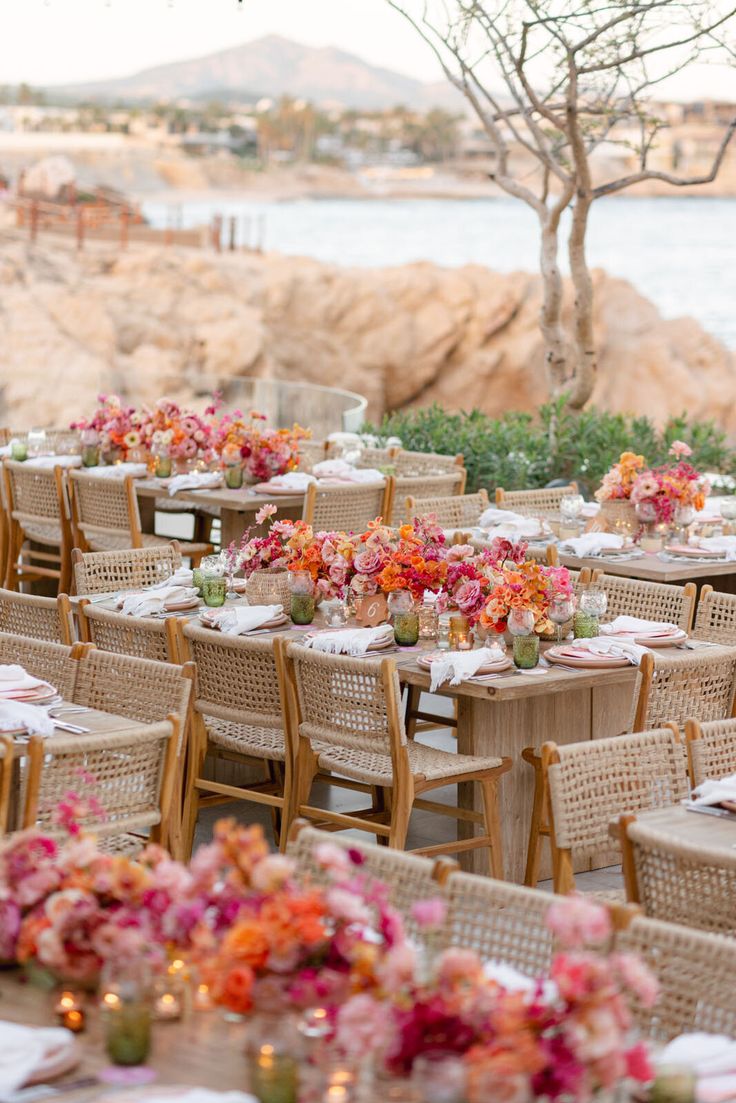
[[216, 964, 254, 1014], [221, 919, 270, 969]]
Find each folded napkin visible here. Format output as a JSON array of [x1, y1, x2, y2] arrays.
[[0, 701, 54, 736], [485, 520, 548, 541], [429, 647, 505, 691], [695, 536, 736, 561], [120, 585, 198, 617], [580, 501, 600, 518], [267, 472, 316, 490], [660, 1033, 736, 1078], [86, 462, 149, 479], [203, 604, 283, 635], [25, 454, 82, 469], [600, 615, 680, 638], [167, 471, 223, 496], [478, 507, 528, 528], [312, 459, 354, 477], [558, 532, 624, 557], [335, 467, 385, 484], [555, 636, 649, 666], [0, 665, 46, 696], [305, 625, 393, 657], [0, 1020, 76, 1096], [691, 772, 736, 808], [148, 566, 194, 589]]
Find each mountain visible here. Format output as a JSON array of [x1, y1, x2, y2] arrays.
[[46, 35, 460, 111]]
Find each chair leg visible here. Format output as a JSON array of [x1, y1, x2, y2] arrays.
[[281, 740, 317, 848], [480, 776, 505, 880], [522, 749, 546, 887], [4, 526, 22, 590], [405, 685, 421, 740], [388, 774, 414, 849]]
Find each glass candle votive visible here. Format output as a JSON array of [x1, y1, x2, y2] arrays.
[[418, 597, 439, 645], [513, 633, 539, 669], [322, 599, 349, 628], [224, 463, 244, 489], [448, 614, 470, 650], [154, 451, 172, 479]]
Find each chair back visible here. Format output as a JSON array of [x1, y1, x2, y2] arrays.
[[496, 484, 578, 516], [594, 574, 696, 632], [693, 586, 736, 644], [72, 543, 182, 596], [616, 914, 736, 1041], [181, 622, 283, 730], [79, 601, 178, 663], [406, 490, 487, 529], [394, 450, 462, 476], [69, 471, 142, 551], [72, 648, 193, 736], [0, 632, 81, 700], [3, 459, 67, 533], [284, 643, 405, 762], [685, 717, 736, 788], [0, 588, 73, 644], [0, 736, 14, 833], [443, 871, 555, 976], [389, 472, 465, 525], [620, 814, 736, 936], [302, 480, 388, 532], [296, 441, 327, 472], [544, 729, 689, 870], [633, 650, 736, 732], [24, 719, 178, 849], [287, 823, 449, 942]]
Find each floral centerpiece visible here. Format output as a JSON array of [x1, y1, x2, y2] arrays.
[[141, 398, 214, 469], [478, 539, 573, 636], [71, 394, 143, 463], [630, 441, 709, 525], [211, 409, 309, 482]]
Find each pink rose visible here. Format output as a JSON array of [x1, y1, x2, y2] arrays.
[[350, 574, 378, 595], [454, 579, 484, 616], [353, 550, 383, 575], [410, 897, 447, 930], [546, 894, 612, 948]]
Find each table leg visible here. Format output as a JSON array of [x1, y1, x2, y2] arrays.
[[456, 682, 634, 882]]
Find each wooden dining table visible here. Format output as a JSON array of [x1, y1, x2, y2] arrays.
[[558, 548, 736, 595], [609, 801, 736, 853]]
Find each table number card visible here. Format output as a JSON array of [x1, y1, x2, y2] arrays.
[[354, 594, 389, 627]]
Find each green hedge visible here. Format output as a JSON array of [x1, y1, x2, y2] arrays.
[[364, 399, 736, 495]]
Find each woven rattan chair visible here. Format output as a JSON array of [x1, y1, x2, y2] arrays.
[[0, 588, 74, 644], [0, 736, 14, 834], [178, 622, 289, 857], [296, 440, 327, 472], [590, 573, 696, 632], [23, 718, 179, 855], [616, 914, 736, 1040], [394, 450, 464, 477], [405, 490, 489, 529], [692, 586, 736, 644], [442, 871, 556, 975], [3, 460, 73, 593], [534, 729, 690, 895], [72, 542, 183, 596], [287, 821, 453, 942], [495, 483, 578, 516], [68, 471, 211, 564], [302, 479, 389, 532], [280, 642, 511, 871], [620, 813, 736, 935], [325, 443, 399, 468], [388, 472, 466, 526], [632, 649, 736, 732], [0, 632, 83, 700], [685, 717, 736, 787], [78, 601, 180, 663]]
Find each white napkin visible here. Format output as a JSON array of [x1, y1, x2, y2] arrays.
[[312, 459, 353, 477], [556, 636, 649, 666], [478, 507, 528, 528], [86, 462, 149, 479], [0, 666, 46, 695], [0, 1021, 76, 1096], [600, 616, 680, 638], [486, 520, 548, 541], [695, 537, 736, 561], [25, 454, 82, 469], [148, 566, 194, 590], [306, 625, 393, 656], [266, 472, 316, 490], [691, 772, 736, 807], [167, 471, 223, 496], [660, 1034, 736, 1077], [0, 701, 54, 736], [429, 647, 505, 691], [559, 532, 624, 557], [581, 501, 600, 518], [137, 1093, 257, 1103], [120, 585, 198, 617], [203, 604, 282, 635], [339, 467, 385, 484]]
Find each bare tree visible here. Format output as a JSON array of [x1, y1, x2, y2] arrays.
[[387, 0, 736, 408]]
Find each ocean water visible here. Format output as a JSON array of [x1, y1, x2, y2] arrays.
[[142, 195, 736, 348]]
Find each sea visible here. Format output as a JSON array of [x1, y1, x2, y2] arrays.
[[141, 195, 736, 348]]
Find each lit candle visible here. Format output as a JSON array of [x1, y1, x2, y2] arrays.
[[154, 991, 182, 1021], [61, 1008, 86, 1034], [194, 982, 213, 1011], [54, 990, 79, 1018]]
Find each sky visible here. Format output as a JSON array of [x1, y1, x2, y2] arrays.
[[0, 0, 733, 99]]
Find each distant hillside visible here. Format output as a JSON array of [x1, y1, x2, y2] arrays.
[[47, 34, 460, 111]]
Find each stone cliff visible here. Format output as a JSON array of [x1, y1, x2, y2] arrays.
[[0, 235, 733, 431]]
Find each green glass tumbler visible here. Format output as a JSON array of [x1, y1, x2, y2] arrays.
[[393, 611, 419, 646], [513, 633, 539, 669], [103, 1001, 151, 1066], [290, 593, 315, 625], [202, 575, 227, 607], [225, 464, 244, 489], [573, 611, 599, 638]]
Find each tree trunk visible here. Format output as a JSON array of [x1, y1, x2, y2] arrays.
[[567, 192, 596, 409], [538, 217, 569, 397]]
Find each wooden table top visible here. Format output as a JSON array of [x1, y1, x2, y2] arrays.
[[134, 477, 304, 514], [558, 549, 736, 584], [609, 802, 736, 855]]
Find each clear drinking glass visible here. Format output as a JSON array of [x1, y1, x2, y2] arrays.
[[507, 608, 535, 637], [580, 586, 607, 619], [560, 494, 584, 525], [549, 594, 575, 644], [26, 428, 48, 458]]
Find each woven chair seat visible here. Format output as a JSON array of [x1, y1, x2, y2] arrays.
[[96, 832, 147, 857], [315, 738, 503, 786], [206, 716, 286, 762], [20, 521, 63, 546]]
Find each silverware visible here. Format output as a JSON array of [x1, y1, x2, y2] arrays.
[[51, 720, 90, 734]]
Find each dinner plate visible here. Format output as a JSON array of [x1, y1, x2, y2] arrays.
[[200, 612, 289, 631], [416, 652, 512, 675], [305, 629, 394, 652], [664, 544, 724, 559], [545, 647, 631, 669], [253, 482, 310, 495], [0, 682, 57, 704], [634, 628, 687, 648], [163, 597, 201, 612]]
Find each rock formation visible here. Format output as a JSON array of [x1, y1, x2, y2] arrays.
[[0, 233, 734, 432]]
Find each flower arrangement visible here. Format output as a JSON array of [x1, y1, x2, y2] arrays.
[[595, 451, 647, 503], [211, 409, 308, 481], [71, 394, 142, 460], [479, 547, 574, 634], [141, 398, 213, 464], [630, 441, 709, 525]]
